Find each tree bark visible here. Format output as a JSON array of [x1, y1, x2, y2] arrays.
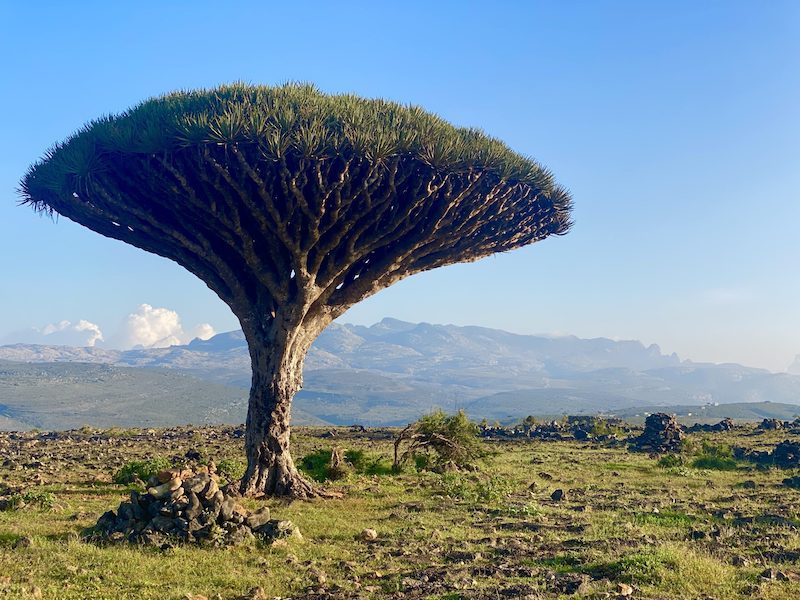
[[238, 315, 320, 498]]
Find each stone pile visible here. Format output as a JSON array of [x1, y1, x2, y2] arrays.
[[772, 440, 800, 467], [735, 440, 800, 468], [683, 418, 735, 434], [94, 467, 299, 547], [631, 413, 684, 453], [759, 418, 785, 431]]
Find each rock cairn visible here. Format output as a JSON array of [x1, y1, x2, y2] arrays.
[[631, 413, 684, 453], [94, 467, 299, 547]]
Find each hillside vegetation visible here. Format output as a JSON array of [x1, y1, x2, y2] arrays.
[[0, 361, 324, 430]]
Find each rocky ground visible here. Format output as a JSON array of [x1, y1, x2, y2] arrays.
[[1, 423, 800, 599]]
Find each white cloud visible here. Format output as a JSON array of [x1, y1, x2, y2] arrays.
[[2, 306, 217, 350], [3, 319, 104, 347], [191, 323, 216, 341], [113, 304, 215, 349]]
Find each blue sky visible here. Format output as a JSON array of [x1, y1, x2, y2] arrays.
[[1, 1, 798, 370]]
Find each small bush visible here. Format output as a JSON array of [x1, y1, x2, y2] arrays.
[[692, 456, 738, 470], [22, 490, 56, 510], [216, 459, 246, 484], [413, 454, 431, 472], [432, 472, 513, 504], [112, 457, 171, 484], [590, 548, 677, 584], [299, 449, 333, 482], [634, 510, 695, 527], [298, 448, 393, 482], [2, 495, 23, 511], [503, 501, 542, 518], [658, 454, 685, 468], [437, 472, 478, 502], [344, 449, 393, 476], [475, 475, 515, 502], [590, 420, 623, 437], [691, 443, 738, 471], [2, 490, 55, 511], [105, 427, 136, 438], [394, 409, 485, 470]]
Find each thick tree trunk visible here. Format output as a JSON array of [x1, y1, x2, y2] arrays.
[[238, 317, 320, 498]]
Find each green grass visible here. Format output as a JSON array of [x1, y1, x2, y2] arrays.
[[692, 455, 739, 470], [691, 442, 740, 471], [2, 425, 800, 599], [298, 448, 394, 482], [634, 510, 696, 527], [589, 548, 678, 584]]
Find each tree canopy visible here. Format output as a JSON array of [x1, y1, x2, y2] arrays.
[[22, 83, 571, 207], [20, 83, 571, 324]]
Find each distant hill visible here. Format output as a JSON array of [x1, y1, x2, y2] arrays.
[[2, 318, 800, 428], [0, 360, 326, 431]]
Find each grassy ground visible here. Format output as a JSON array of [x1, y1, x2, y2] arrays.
[[2, 425, 800, 599]]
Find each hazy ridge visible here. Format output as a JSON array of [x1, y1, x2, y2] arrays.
[[2, 318, 800, 429]]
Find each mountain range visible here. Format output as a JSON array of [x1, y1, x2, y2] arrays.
[[2, 318, 800, 429]]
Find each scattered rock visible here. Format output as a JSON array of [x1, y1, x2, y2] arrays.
[[185, 449, 203, 461], [240, 587, 267, 600], [245, 506, 271, 529], [550, 489, 566, 501], [757, 567, 799, 581], [258, 519, 301, 542], [548, 572, 590, 594], [735, 440, 800, 468], [617, 582, 634, 596], [574, 429, 590, 441], [772, 440, 800, 468], [783, 475, 800, 489], [13, 536, 32, 549], [359, 528, 378, 541]]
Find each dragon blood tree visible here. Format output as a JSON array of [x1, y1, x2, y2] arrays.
[[20, 84, 573, 498]]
